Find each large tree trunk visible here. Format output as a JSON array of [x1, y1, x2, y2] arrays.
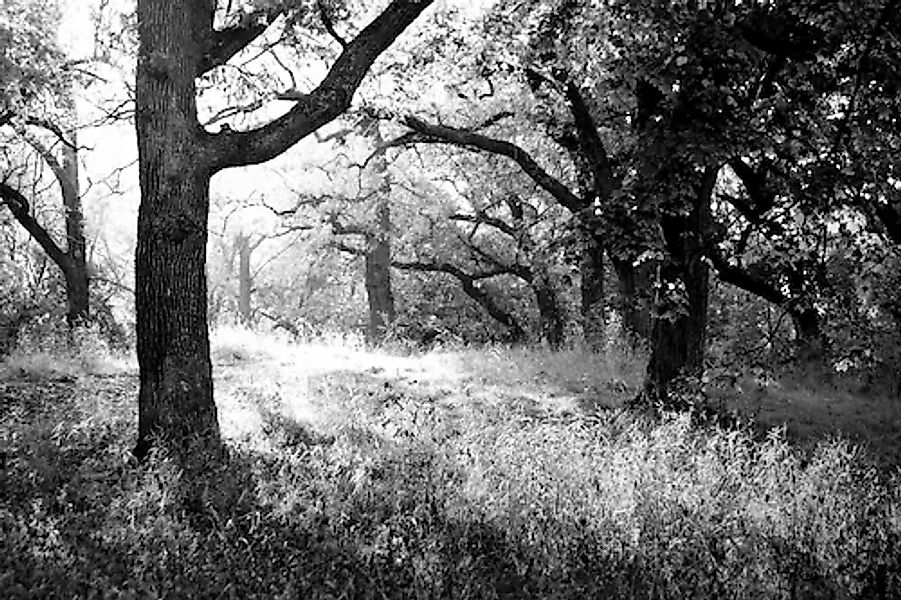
[[580, 230, 606, 350], [643, 168, 715, 406], [644, 227, 709, 404], [133, 1, 218, 461], [61, 128, 90, 327], [364, 120, 395, 343]]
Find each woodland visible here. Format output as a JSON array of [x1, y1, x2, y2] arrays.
[[1, 0, 901, 598]]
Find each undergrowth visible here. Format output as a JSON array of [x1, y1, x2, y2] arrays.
[[1, 336, 900, 599], [1, 319, 133, 379]]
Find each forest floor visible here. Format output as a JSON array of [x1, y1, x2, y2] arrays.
[[2, 327, 900, 599]]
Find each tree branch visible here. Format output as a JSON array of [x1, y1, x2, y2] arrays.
[[0, 182, 70, 271], [727, 158, 785, 235], [389, 258, 525, 335], [0, 111, 76, 149], [706, 243, 787, 307], [330, 239, 368, 255], [328, 213, 371, 237], [450, 213, 517, 237], [198, 8, 282, 76], [19, 132, 77, 205], [397, 115, 585, 214], [318, 0, 348, 49], [562, 80, 617, 199], [206, 0, 434, 170]]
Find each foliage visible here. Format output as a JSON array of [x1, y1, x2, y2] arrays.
[[0, 0, 66, 118]]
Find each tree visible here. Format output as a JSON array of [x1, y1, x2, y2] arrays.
[[132, 0, 435, 461], [0, 0, 91, 328], [0, 129, 89, 327], [385, 2, 737, 403], [360, 117, 396, 343]]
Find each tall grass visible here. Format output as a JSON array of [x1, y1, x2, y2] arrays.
[[1, 332, 899, 599], [1, 320, 134, 379]]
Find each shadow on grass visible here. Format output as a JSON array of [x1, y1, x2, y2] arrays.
[[2, 370, 900, 600]]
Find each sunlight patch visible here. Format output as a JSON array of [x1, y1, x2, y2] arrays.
[[219, 405, 263, 440]]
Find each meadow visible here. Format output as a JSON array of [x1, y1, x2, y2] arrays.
[[1, 327, 900, 599]]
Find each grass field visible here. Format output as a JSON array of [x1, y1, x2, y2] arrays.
[[1, 327, 900, 599]]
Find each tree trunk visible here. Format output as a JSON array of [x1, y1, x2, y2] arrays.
[[791, 304, 824, 364], [644, 224, 709, 405], [131, 0, 433, 461], [643, 168, 715, 406], [364, 120, 395, 343], [580, 229, 606, 350], [61, 128, 90, 327], [133, 1, 218, 461], [236, 233, 253, 326], [534, 276, 566, 349], [610, 255, 655, 342], [458, 278, 524, 341], [365, 230, 395, 342]]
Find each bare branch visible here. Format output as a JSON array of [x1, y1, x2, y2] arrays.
[[331, 239, 367, 255]]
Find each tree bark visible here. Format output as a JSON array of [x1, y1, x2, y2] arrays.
[[365, 235, 395, 342], [533, 275, 566, 349], [580, 229, 606, 350], [645, 167, 718, 408], [644, 220, 709, 402], [61, 127, 90, 326], [134, 1, 219, 461], [364, 120, 395, 343], [643, 167, 716, 405]]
